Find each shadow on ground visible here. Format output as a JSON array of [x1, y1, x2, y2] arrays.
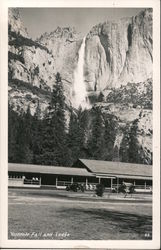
[[59, 207, 152, 240]]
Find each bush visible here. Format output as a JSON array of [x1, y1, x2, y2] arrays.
[[129, 185, 135, 194], [118, 183, 126, 193], [8, 51, 25, 64], [95, 184, 105, 197]]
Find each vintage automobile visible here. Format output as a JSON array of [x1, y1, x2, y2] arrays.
[[66, 183, 85, 192]]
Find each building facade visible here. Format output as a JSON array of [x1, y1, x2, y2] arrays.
[[8, 159, 152, 192]]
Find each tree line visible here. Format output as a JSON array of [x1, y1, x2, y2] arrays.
[[8, 73, 150, 166]]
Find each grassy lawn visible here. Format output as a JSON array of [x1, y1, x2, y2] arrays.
[[8, 188, 152, 240]]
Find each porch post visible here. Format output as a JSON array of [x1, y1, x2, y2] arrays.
[[117, 177, 119, 194], [134, 180, 135, 186], [56, 177, 58, 187], [71, 177, 73, 184], [99, 178, 101, 184], [86, 178, 88, 185], [39, 176, 41, 186], [111, 178, 113, 190], [144, 181, 146, 190]]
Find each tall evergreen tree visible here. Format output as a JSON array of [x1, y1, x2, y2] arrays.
[[8, 103, 33, 163], [97, 91, 104, 102], [23, 106, 33, 163], [67, 110, 80, 164], [102, 116, 117, 161], [128, 119, 141, 163], [76, 107, 89, 152], [87, 107, 104, 159], [13, 114, 28, 163], [67, 107, 89, 164], [8, 104, 19, 162], [41, 72, 69, 166], [120, 126, 130, 163], [32, 101, 44, 164]]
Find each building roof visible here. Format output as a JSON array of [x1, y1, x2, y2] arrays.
[[8, 163, 94, 177], [73, 159, 152, 178]]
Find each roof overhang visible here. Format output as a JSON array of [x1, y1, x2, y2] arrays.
[[77, 159, 152, 178], [95, 173, 152, 180], [96, 175, 116, 179], [8, 163, 94, 177], [115, 175, 152, 180]]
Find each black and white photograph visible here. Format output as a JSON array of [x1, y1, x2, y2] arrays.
[[0, 0, 160, 249]]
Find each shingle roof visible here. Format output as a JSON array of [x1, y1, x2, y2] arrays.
[[8, 163, 93, 177], [75, 159, 152, 178]]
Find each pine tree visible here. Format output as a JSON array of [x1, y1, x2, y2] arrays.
[[41, 72, 69, 166], [32, 101, 44, 164], [67, 110, 80, 164], [120, 131, 130, 162], [13, 114, 27, 163], [11, 106, 34, 164], [103, 116, 117, 161], [8, 104, 33, 163], [8, 104, 19, 162], [128, 119, 141, 163], [67, 108, 89, 164], [23, 106, 33, 163], [97, 91, 104, 102], [87, 107, 104, 159], [35, 99, 41, 120], [77, 107, 89, 149]]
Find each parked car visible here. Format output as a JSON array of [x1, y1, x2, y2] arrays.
[[66, 183, 85, 192]]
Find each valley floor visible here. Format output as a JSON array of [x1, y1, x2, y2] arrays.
[[8, 188, 152, 240]]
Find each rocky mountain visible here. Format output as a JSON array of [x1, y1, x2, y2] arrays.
[[36, 8, 153, 92], [8, 8, 153, 164], [8, 9, 55, 115], [8, 8, 29, 38], [37, 27, 82, 85], [85, 8, 152, 90], [8, 8, 152, 111], [93, 78, 152, 164]]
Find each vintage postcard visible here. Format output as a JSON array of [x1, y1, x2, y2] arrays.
[[0, 0, 160, 249]]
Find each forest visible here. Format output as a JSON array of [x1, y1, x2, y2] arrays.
[[8, 73, 150, 166]]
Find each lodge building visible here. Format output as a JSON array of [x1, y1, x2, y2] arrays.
[[8, 159, 152, 191]]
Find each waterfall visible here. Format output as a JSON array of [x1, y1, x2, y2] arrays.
[[72, 37, 90, 109], [114, 133, 124, 150], [113, 132, 124, 161]]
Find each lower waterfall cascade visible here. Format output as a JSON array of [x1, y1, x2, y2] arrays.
[[72, 37, 91, 109]]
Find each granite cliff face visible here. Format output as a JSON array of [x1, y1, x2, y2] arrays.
[[94, 78, 152, 164], [8, 8, 153, 110], [36, 8, 153, 92], [8, 8, 29, 38], [37, 27, 82, 85], [8, 18, 83, 113], [85, 8, 152, 91]]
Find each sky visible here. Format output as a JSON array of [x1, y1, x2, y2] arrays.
[[19, 8, 145, 40]]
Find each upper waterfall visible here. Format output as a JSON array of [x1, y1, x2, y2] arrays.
[[72, 37, 91, 109]]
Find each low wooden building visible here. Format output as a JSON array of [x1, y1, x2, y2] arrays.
[[72, 159, 152, 191], [8, 163, 96, 188], [8, 159, 152, 191]]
